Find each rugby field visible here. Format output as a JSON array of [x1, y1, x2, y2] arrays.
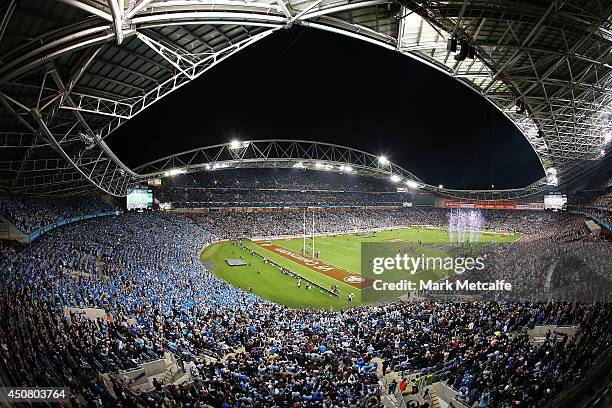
[[200, 227, 518, 309]]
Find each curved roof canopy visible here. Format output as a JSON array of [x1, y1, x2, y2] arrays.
[[0, 0, 610, 196], [135, 139, 546, 201]]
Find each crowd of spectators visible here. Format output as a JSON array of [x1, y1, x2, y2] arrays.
[[569, 188, 612, 230], [156, 169, 421, 207], [0, 207, 610, 408], [181, 208, 600, 243], [161, 169, 398, 193], [453, 240, 612, 302], [0, 193, 118, 233], [571, 187, 612, 209], [162, 188, 411, 207]]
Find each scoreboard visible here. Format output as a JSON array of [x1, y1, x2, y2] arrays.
[[544, 193, 567, 210], [127, 188, 153, 210]]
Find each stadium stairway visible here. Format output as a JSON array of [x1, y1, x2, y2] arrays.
[[429, 389, 442, 408], [527, 325, 578, 346], [0, 215, 27, 243]]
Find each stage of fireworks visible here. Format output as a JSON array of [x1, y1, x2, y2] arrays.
[[448, 209, 486, 244]]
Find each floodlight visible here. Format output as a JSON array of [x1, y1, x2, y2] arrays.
[[605, 133, 612, 144], [315, 162, 324, 169], [405, 180, 419, 189], [438, 184, 444, 188], [164, 168, 187, 177], [229, 140, 249, 149], [378, 156, 389, 166], [293, 162, 305, 168], [339, 165, 353, 173], [546, 176, 558, 186], [390, 174, 401, 183], [546, 167, 558, 185]]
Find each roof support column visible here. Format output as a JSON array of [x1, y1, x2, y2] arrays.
[[107, 0, 124, 44]]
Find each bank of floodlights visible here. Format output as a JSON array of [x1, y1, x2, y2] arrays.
[[229, 140, 249, 150], [545, 168, 558, 186], [378, 156, 389, 166], [405, 180, 419, 189], [314, 162, 334, 170], [164, 168, 187, 177], [212, 163, 228, 170], [390, 174, 401, 183]]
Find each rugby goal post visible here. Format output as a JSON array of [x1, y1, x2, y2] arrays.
[[302, 209, 316, 258]]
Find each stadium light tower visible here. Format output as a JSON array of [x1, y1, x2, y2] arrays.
[[378, 155, 389, 166]]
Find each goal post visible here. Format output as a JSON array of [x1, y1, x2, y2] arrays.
[[303, 208, 306, 255], [301, 209, 317, 258], [311, 210, 315, 258]]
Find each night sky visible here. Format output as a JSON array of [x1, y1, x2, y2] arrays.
[[108, 27, 545, 190]]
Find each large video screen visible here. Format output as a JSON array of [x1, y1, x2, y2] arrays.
[[127, 188, 153, 210], [544, 193, 567, 210]]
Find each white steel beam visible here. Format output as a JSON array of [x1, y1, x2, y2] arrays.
[[275, 0, 291, 19], [107, 0, 124, 44], [126, 0, 156, 19], [58, 0, 113, 21]]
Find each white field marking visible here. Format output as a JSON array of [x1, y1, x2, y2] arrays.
[[296, 236, 364, 251], [273, 239, 366, 277], [310, 242, 362, 264], [285, 240, 368, 276], [281, 238, 363, 261], [276, 239, 363, 260]]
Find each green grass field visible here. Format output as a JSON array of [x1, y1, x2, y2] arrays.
[[200, 227, 518, 310]]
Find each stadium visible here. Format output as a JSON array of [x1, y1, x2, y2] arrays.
[[0, 1, 612, 407]]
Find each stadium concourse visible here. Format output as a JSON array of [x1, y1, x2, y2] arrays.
[[0, 171, 611, 407]]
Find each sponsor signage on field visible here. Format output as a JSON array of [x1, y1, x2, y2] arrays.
[[257, 242, 373, 289], [344, 275, 367, 283]]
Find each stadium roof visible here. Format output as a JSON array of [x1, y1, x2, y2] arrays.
[[0, 0, 610, 197]]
